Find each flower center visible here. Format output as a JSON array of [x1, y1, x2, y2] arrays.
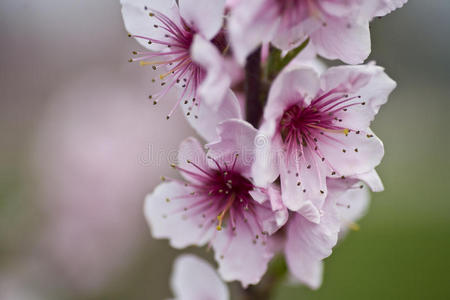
[[171, 155, 260, 234], [279, 89, 364, 157]]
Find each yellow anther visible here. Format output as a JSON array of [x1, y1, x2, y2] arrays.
[[349, 222, 360, 231], [139, 61, 164, 66], [159, 71, 172, 80], [216, 194, 235, 231]]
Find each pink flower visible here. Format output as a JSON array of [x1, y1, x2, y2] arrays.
[[284, 175, 372, 289], [145, 120, 287, 287], [121, 0, 230, 118], [170, 254, 229, 300], [229, 0, 408, 64], [252, 64, 396, 219]]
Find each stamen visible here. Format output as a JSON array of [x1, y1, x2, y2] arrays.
[[307, 124, 349, 135], [216, 194, 235, 231]]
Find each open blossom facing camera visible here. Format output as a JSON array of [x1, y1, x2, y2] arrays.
[[121, 0, 230, 118], [253, 64, 395, 217], [229, 0, 407, 64], [145, 120, 287, 287]]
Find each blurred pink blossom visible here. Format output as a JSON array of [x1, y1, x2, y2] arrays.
[[31, 66, 191, 293]]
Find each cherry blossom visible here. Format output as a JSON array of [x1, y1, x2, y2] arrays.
[[121, 0, 230, 118], [229, 0, 408, 64], [252, 63, 396, 218], [145, 120, 287, 287], [170, 254, 229, 300]]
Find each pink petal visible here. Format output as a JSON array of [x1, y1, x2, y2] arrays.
[[285, 198, 340, 289], [212, 215, 275, 287], [264, 68, 321, 125], [251, 131, 280, 188], [191, 35, 231, 111], [332, 184, 370, 233], [206, 119, 257, 177], [355, 169, 384, 192], [279, 146, 328, 215], [177, 137, 210, 184], [271, 15, 320, 51], [144, 181, 215, 249], [316, 128, 384, 176], [321, 64, 396, 118], [319, 0, 359, 17], [229, 0, 279, 64], [171, 254, 229, 300], [179, 0, 225, 40], [310, 17, 371, 64], [121, 0, 178, 51], [182, 90, 242, 142], [371, 0, 408, 17]]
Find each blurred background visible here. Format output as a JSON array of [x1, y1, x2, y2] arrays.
[[0, 0, 449, 299]]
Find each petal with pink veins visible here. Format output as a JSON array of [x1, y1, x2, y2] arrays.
[[121, 0, 178, 51], [144, 181, 215, 249]]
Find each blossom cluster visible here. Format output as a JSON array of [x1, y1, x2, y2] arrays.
[[120, 0, 407, 296]]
